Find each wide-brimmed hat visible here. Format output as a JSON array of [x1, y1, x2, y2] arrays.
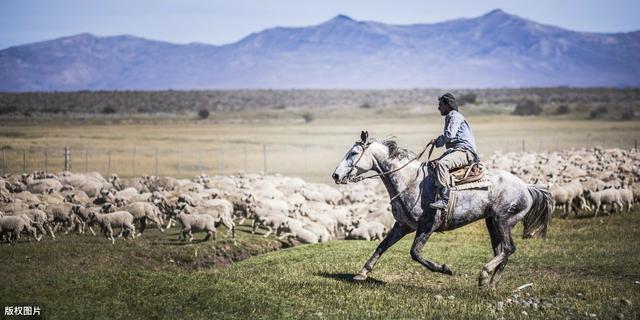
[[438, 92, 458, 111]]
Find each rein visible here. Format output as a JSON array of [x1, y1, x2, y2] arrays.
[[350, 141, 435, 183], [349, 141, 436, 205]]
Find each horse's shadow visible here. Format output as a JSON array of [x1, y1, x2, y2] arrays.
[[315, 272, 385, 286]]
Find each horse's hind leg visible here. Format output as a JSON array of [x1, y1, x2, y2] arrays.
[[410, 220, 453, 275], [482, 216, 503, 288], [353, 222, 412, 281], [489, 230, 515, 289], [479, 217, 516, 289]]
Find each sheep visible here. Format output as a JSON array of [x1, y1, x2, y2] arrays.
[[584, 189, 623, 216], [619, 187, 634, 213], [71, 205, 100, 235], [0, 213, 41, 243], [253, 211, 290, 237], [175, 212, 217, 242], [27, 178, 63, 194], [179, 202, 235, 238], [89, 211, 136, 244], [44, 203, 78, 234], [10, 208, 54, 239], [345, 220, 387, 241], [103, 202, 164, 236], [278, 219, 320, 244]]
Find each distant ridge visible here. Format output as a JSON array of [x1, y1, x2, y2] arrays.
[[1, 9, 639, 91]]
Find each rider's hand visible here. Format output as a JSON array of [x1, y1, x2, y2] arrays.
[[429, 138, 436, 145]]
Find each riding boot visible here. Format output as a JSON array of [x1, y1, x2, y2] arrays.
[[429, 186, 449, 210]]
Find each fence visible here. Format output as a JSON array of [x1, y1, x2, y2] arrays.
[[1, 137, 638, 183]]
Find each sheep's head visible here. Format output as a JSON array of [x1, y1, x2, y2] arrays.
[[101, 203, 113, 213], [115, 197, 126, 207]]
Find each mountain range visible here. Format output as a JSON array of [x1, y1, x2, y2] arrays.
[[1, 9, 639, 91]]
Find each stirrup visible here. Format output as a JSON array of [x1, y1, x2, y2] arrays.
[[430, 198, 448, 210]]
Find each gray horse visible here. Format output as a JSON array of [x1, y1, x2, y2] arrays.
[[331, 131, 552, 289]]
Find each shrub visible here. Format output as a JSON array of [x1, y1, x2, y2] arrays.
[[555, 105, 570, 115], [0, 105, 18, 115], [301, 112, 314, 123], [589, 106, 608, 119], [458, 93, 477, 106], [620, 108, 634, 121], [198, 109, 210, 119], [359, 103, 373, 109], [512, 100, 541, 116], [101, 106, 117, 114]]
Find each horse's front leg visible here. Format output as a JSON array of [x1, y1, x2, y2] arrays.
[[410, 217, 453, 275], [353, 222, 412, 281]]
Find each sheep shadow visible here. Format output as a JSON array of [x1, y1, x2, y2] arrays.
[[315, 272, 385, 286]]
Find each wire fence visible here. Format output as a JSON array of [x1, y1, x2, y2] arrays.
[[1, 137, 638, 182]]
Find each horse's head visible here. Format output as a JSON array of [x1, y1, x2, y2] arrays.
[[332, 131, 376, 184]]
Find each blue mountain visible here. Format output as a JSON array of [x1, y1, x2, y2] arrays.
[[1, 9, 639, 91]]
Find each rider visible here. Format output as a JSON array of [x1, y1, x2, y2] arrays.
[[429, 93, 479, 210]]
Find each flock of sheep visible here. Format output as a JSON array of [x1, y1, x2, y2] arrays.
[[0, 169, 393, 245], [0, 147, 638, 245], [489, 147, 639, 217]]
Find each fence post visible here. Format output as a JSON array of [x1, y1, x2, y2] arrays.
[[44, 148, 48, 173], [521, 139, 525, 152], [198, 148, 202, 174], [155, 146, 159, 177], [2, 148, 5, 174], [84, 147, 89, 173], [263, 144, 267, 174], [64, 146, 71, 172], [133, 146, 137, 177], [107, 151, 111, 176], [635, 139, 638, 152]]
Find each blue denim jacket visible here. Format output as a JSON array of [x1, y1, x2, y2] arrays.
[[435, 110, 478, 161]]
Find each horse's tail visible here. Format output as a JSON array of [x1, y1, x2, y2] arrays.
[[522, 185, 553, 239]]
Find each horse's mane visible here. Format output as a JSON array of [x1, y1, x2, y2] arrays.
[[379, 136, 414, 160]]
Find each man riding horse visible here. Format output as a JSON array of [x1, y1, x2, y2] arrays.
[[429, 92, 479, 210]]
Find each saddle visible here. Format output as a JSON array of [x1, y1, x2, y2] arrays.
[[449, 162, 486, 187]]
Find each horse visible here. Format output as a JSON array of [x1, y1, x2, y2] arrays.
[[331, 131, 552, 289]]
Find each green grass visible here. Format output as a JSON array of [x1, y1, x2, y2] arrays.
[[1, 212, 639, 319]]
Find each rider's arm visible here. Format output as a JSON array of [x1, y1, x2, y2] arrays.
[[435, 113, 463, 147]]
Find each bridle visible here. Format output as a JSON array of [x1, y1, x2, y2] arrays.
[[346, 139, 435, 205], [348, 140, 435, 183]]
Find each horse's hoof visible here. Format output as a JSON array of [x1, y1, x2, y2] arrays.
[[353, 273, 368, 281], [478, 271, 490, 288], [442, 264, 453, 276]]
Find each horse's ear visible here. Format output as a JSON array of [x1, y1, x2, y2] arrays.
[[360, 131, 368, 143]]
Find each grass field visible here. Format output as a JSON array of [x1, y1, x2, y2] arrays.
[[1, 110, 639, 183], [1, 210, 638, 319]]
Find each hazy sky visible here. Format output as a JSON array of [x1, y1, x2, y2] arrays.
[[2, 0, 639, 49]]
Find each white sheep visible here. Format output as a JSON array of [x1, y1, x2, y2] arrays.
[[89, 211, 136, 244], [103, 202, 164, 236], [584, 189, 623, 216], [345, 220, 387, 241], [253, 212, 290, 237], [0, 213, 41, 243], [278, 219, 320, 244], [176, 212, 217, 242]]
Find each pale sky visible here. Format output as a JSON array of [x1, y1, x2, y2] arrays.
[[2, 0, 639, 49]]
